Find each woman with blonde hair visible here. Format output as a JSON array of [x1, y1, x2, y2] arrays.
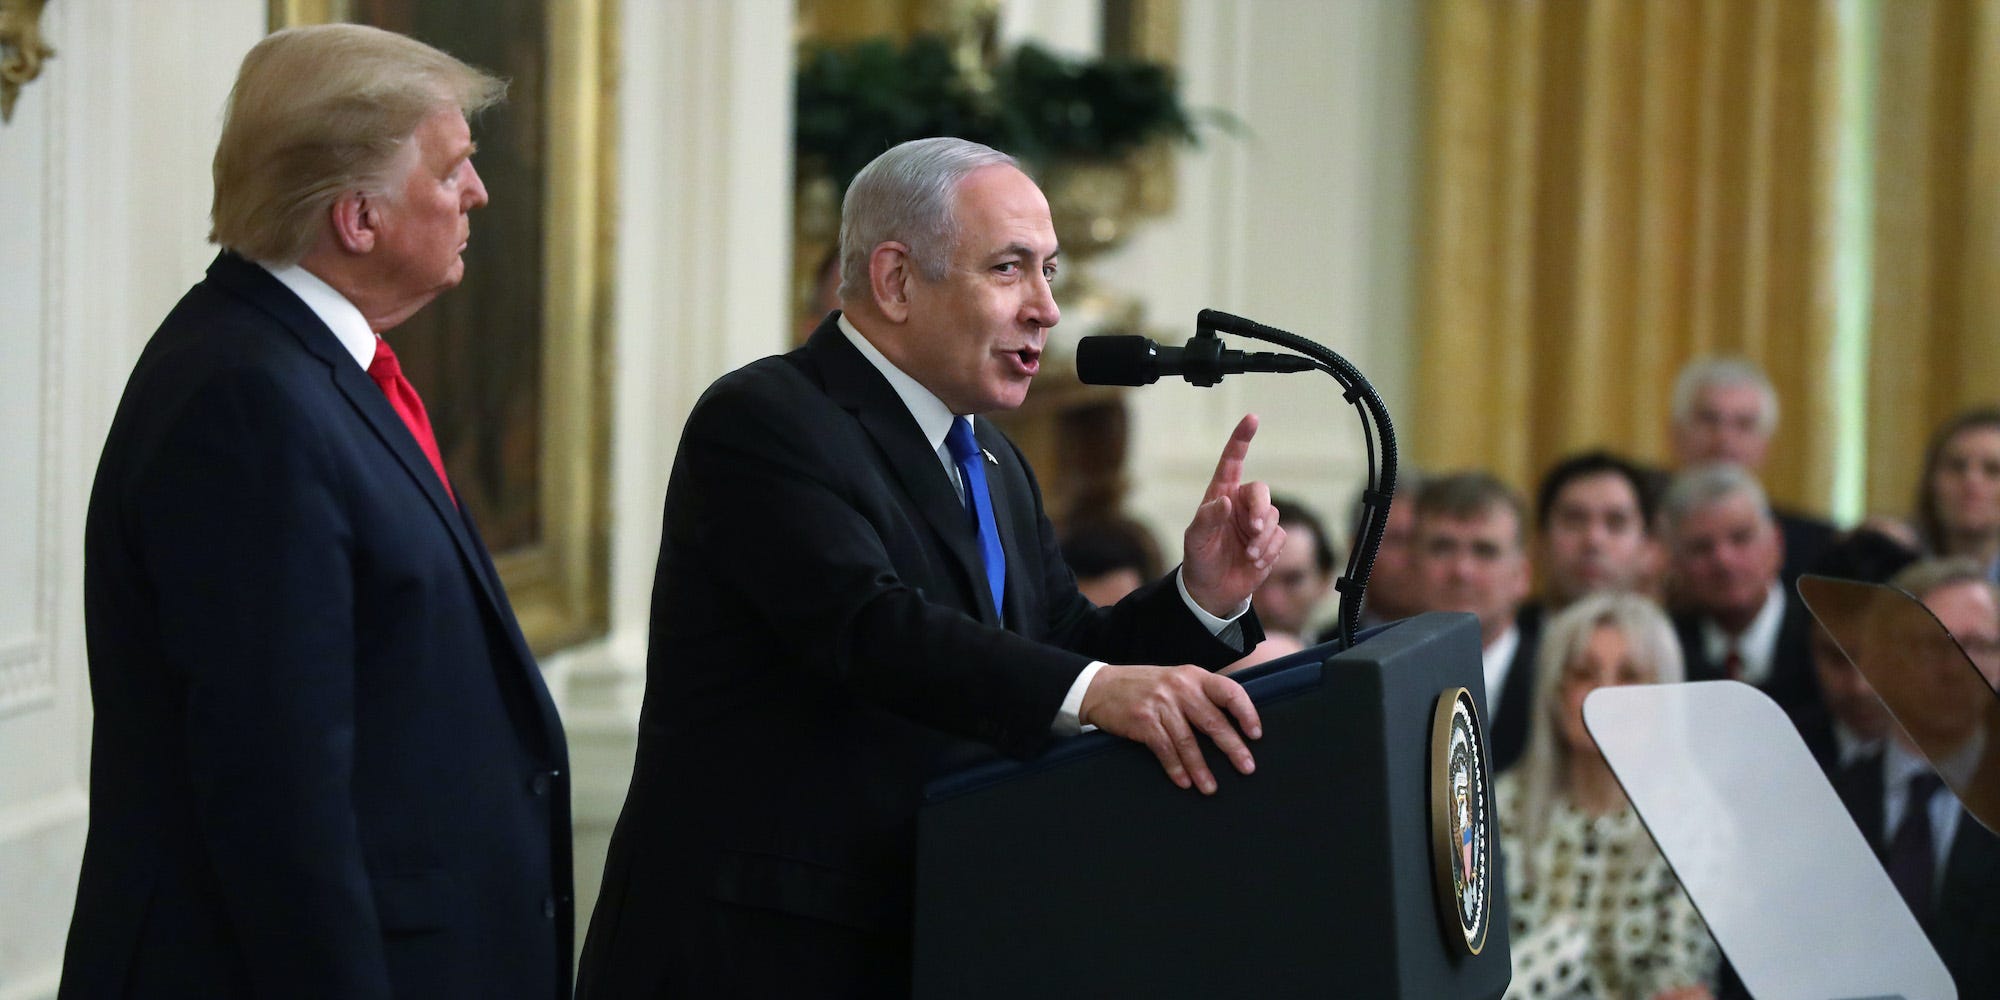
[[1499, 591, 1719, 1000]]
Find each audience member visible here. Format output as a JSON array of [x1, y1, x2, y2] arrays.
[[1789, 529, 1918, 774], [1414, 472, 1539, 772], [1533, 450, 1660, 609], [1254, 495, 1336, 642], [1829, 558, 2000, 999], [1669, 357, 1837, 585], [1660, 464, 1819, 713], [1060, 514, 1162, 608], [1914, 407, 2000, 583], [1499, 592, 1718, 1000], [1355, 468, 1427, 628]]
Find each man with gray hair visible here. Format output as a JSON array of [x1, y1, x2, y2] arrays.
[[1660, 463, 1819, 712], [66, 25, 571, 998], [579, 137, 1283, 995], [1669, 356, 1837, 584]]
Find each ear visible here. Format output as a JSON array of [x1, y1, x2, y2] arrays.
[[869, 242, 914, 323], [328, 190, 380, 255]]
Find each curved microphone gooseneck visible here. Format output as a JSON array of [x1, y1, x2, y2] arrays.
[[1076, 310, 1398, 649]]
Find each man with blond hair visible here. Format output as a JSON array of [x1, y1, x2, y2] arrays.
[[63, 25, 571, 998]]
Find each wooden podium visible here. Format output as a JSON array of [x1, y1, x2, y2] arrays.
[[912, 613, 1511, 998]]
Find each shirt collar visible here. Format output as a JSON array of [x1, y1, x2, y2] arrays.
[[1481, 621, 1521, 713], [258, 260, 376, 370], [1700, 580, 1786, 684], [838, 312, 966, 453]]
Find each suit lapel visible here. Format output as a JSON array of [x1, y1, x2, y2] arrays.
[[204, 253, 527, 663], [804, 319, 998, 625]]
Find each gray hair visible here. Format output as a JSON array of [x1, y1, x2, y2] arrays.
[[1891, 556, 2000, 606], [210, 24, 504, 266], [1657, 462, 1773, 541], [1507, 590, 1685, 883], [836, 137, 1018, 301], [1671, 357, 1779, 436]]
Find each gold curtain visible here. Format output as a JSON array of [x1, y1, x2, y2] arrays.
[[1417, 0, 1841, 515], [1868, 0, 2000, 518]]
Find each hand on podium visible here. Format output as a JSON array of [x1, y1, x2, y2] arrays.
[[1079, 664, 1262, 795]]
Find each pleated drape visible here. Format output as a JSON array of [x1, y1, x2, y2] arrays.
[[1417, 0, 1842, 514], [1868, 0, 2000, 519]]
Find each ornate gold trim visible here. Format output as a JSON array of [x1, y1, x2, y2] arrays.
[[273, 1, 618, 656], [0, 0, 55, 124]]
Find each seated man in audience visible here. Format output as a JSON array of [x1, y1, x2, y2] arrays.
[[1669, 357, 1837, 585], [1229, 496, 1337, 670], [1791, 529, 1917, 774], [1829, 558, 2000, 999], [1660, 464, 1819, 713], [1059, 514, 1162, 608], [1354, 468, 1426, 629], [1414, 472, 1538, 772], [1252, 495, 1336, 645], [1533, 450, 1660, 611]]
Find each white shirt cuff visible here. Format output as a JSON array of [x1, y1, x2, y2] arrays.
[[1054, 661, 1106, 735], [1177, 566, 1249, 634]]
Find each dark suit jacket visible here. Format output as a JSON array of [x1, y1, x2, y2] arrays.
[[1488, 603, 1543, 775], [62, 252, 572, 999], [1776, 506, 1838, 588], [1673, 588, 1821, 715], [1831, 754, 2000, 997], [576, 318, 1256, 997]]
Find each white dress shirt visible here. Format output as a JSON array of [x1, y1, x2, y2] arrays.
[[1481, 622, 1521, 721], [259, 261, 377, 369], [1699, 581, 1786, 685]]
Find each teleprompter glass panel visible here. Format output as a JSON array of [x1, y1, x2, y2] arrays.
[[1585, 682, 1953, 1000], [1798, 574, 2000, 837]]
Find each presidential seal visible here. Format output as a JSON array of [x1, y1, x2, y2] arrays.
[[1429, 686, 1491, 955]]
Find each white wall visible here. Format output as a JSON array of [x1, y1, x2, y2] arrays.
[[0, 3, 268, 996], [0, 0, 1418, 988]]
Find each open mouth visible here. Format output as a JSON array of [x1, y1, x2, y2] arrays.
[[1010, 346, 1043, 375]]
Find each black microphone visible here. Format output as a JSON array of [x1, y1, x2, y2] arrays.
[[1075, 334, 1316, 387]]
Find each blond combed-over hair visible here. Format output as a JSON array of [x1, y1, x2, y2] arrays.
[[209, 24, 504, 266]]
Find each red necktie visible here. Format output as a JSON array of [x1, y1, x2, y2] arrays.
[[1722, 647, 1743, 681], [366, 339, 456, 504]]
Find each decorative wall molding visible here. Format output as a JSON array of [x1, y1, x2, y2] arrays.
[[0, 0, 63, 720]]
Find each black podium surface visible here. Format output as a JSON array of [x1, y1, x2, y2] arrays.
[[912, 613, 1511, 999]]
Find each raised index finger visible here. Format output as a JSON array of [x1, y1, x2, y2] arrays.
[[1202, 414, 1260, 504]]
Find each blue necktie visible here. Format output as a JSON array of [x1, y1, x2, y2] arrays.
[[945, 416, 1006, 620]]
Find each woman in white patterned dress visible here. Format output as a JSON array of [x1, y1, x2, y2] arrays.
[[1498, 591, 1720, 1000]]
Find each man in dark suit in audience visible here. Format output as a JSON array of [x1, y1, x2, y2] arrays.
[[1669, 357, 1838, 586], [1660, 464, 1820, 714], [1413, 472, 1539, 772], [64, 25, 571, 998], [1830, 558, 2000, 998], [1789, 529, 1918, 774], [577, 137, 1282, 997]]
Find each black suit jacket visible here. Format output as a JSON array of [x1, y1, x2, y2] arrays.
[[1488, 603, 1543, 774], [62, 253, 572, 999], [1775, 506, 1838, 588], [576, 318, 1255, 997], [1673, 588, 1821, 715], [1831, 754, 2000, 997]]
